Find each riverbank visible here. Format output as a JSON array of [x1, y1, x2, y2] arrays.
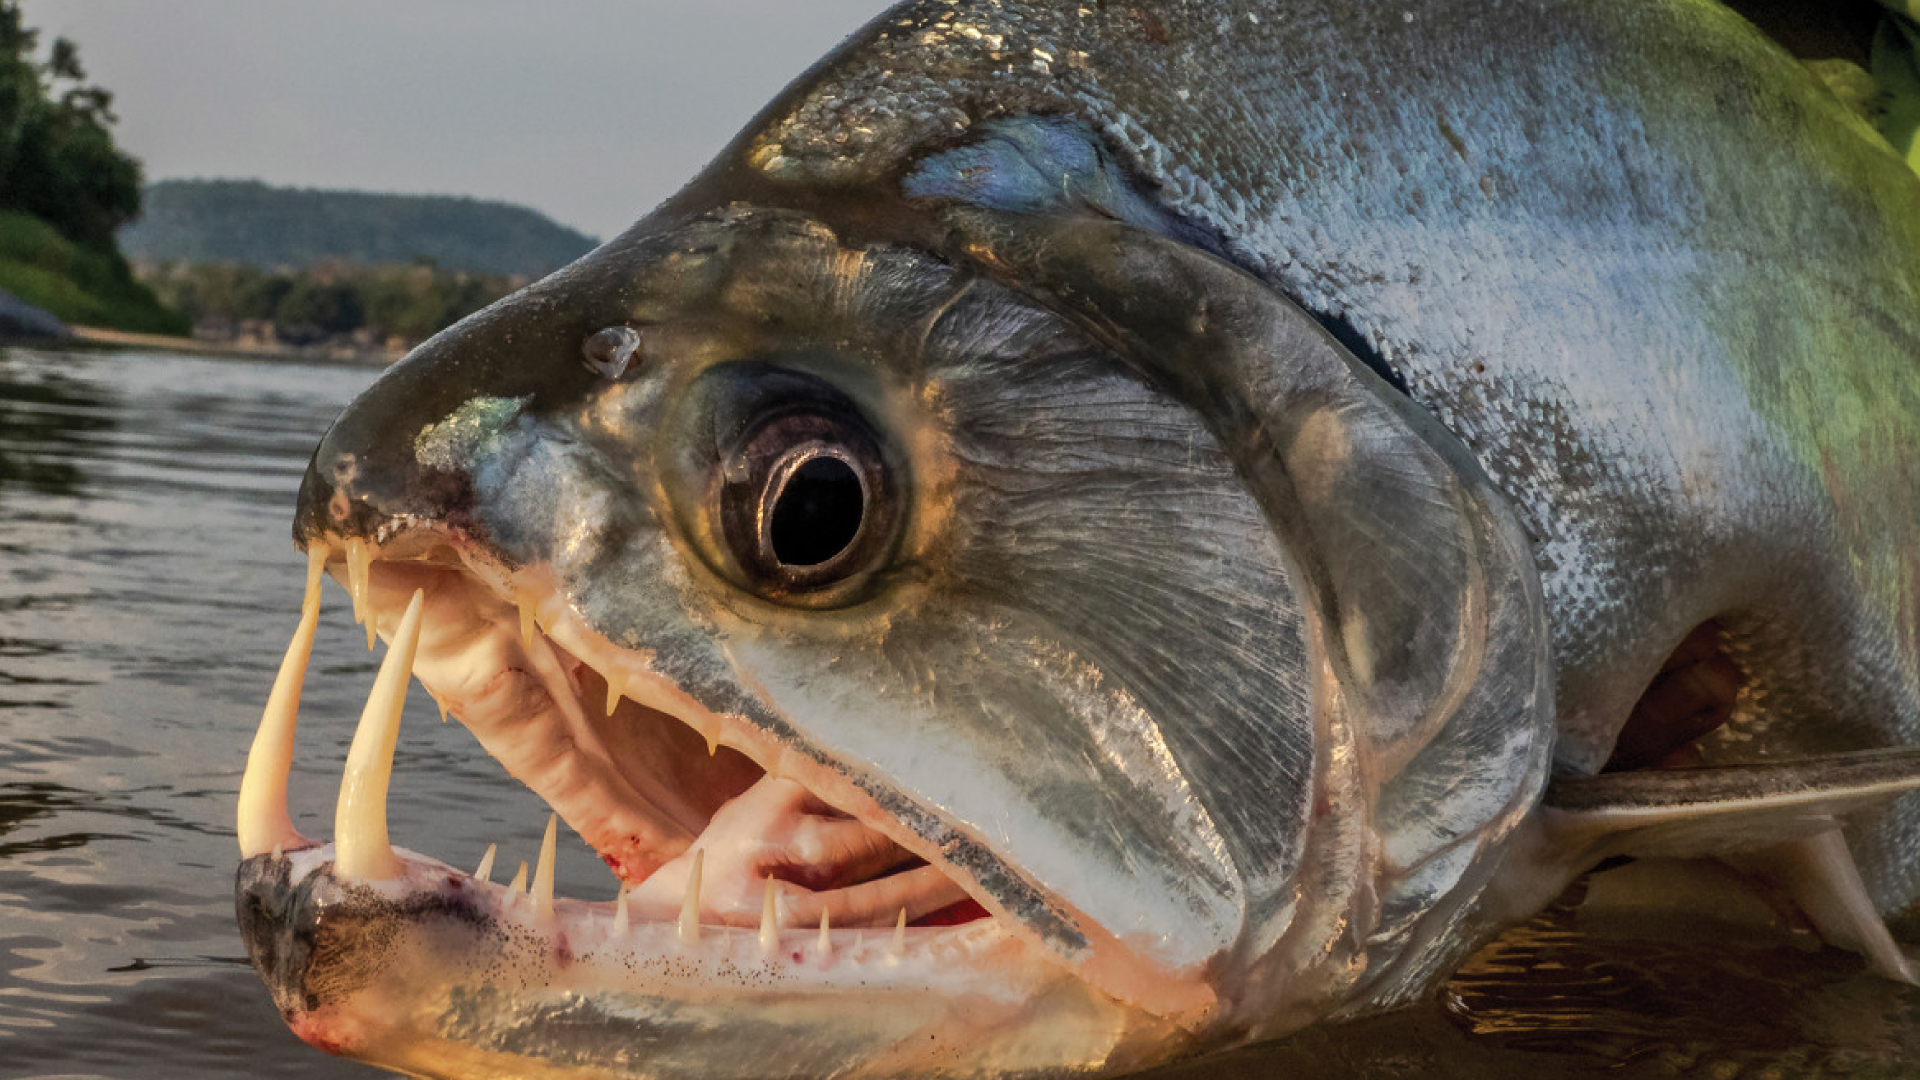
[[0, 210, 188, 336], [0, 286, 69, 340], [58, 324, 398, 367]]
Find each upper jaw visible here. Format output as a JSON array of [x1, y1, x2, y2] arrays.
[[299, 526, 995, 931]]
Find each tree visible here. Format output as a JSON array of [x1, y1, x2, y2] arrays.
[[0, 1, 143, 251], [0, 2, 37, 182], [275, 279, 363, 339]]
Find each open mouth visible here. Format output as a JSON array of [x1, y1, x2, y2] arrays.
[[237, 534, 1007, 979]]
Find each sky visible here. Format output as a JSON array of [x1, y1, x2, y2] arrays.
[[20, 1, 895, 241]]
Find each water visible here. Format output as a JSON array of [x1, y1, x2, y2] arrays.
[[0, 344, 1915, 1079]]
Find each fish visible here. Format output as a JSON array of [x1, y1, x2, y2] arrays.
[[234, 0, 1920, 1076]]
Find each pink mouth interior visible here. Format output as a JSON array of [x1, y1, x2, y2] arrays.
[[353, 544, 987, 931]]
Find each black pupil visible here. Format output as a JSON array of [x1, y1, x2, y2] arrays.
[[769, 455, 864, 568]]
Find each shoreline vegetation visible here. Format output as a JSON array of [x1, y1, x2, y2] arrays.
[[121, 181, 600, 365], [0, 209, 182, 336], [0, 5, 593, 363], [136, 257, 529, 366], [0, 3, 183, 340]]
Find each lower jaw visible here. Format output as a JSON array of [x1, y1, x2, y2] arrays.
[[237, 846, 1181, 1080]]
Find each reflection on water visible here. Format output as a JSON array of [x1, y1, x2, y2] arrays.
[[1150, 886, 1920, 1080], [0, 344, 1915, 1079], [0, 360, 113, 498]]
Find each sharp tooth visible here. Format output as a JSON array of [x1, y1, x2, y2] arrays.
[[816, 908, 831, 959], [431, 692, 449, 724], [474, 843, 497, 883], [677, 849, 704, 945], [532, 813, 558, 921], [345, 538, 371, 623], [759, 876, 780, 955], [702, 718, 720, 757], [238, 544, 328, 858], [605, 669, 628, 717], [303, 543, 328, 615], [888, 907, 906, 961], [613, 886, 630, 934], [333, 588, 425, 881], [507, 860, 528, 895], [516, 587, 537, 651], [347, 534, 376, 651]]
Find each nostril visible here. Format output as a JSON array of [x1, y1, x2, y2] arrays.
[[330, 452, 362, 487], [581, 326, 642, 380]]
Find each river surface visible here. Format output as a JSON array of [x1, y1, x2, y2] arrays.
[[0, 344, 1916, 1079]]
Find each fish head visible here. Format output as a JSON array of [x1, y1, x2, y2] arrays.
[[240, 200, 1551, 1077]]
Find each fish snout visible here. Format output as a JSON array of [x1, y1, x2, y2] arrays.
[[292, 276, 620, 551]]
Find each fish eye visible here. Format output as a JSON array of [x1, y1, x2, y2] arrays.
[[764, 446, 866, 567], [715, 405, 897, 601]]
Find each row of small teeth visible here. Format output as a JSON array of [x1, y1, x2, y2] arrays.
[[508, 583, 722, 755], [468, 830, 903, 961], [237, 542, 918, 960]]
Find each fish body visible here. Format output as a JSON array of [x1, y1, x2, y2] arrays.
[[234, 1, 1920, 1076]]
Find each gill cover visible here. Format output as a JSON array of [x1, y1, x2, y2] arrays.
[[936, 209, 1558, 1010]]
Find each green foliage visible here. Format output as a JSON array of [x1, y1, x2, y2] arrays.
[[0, 1, 143, 251], [0, 2, 182, 335], [1874, 10, 1920, 169], [142, 259, 519, 345], [0, 209, 186, 334], [122, 180, 599, 277], [275, 279, 363, 337]]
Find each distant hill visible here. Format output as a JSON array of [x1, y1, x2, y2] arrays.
[[120, 179, 599, 277]]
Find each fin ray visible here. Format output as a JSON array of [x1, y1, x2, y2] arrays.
[[1537, 747, 1920, 983]]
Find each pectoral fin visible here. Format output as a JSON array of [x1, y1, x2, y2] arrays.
[[1544, 747, 1920, 856], [1743, 830, 1917, 983], [1540, 747, 1920, 982]]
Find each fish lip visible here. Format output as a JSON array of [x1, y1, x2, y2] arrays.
[[304, 525, 1035, 938]]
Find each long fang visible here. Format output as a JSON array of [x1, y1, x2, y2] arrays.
[[333, 588, 425, 880], [678, 849, 704, 945], [532, 813, 558, 921], [345, 538, 370, 622], [474, 843, 497, 884], [237, 544, 329, 858], [759, 876, 780, 955]]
